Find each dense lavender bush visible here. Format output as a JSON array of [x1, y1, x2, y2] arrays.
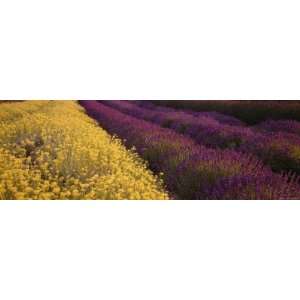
[[80, 101, 300, 200], [240, 132, 300, 174], [202, 174, 300, 200]]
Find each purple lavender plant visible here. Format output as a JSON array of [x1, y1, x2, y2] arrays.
[[79, 101, 300, 199], [99, 101, 300, 175]]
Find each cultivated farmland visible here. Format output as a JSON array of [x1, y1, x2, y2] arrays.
[[1, 100, 300, 200]]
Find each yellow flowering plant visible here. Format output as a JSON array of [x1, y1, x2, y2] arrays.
[[0, 101, 169, 200]]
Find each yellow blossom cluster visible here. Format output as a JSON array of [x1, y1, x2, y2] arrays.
[[0, 101, 169, 200]]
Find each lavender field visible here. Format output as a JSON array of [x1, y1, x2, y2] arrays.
[[79, 100, 300, 200], [1, 100, 300, 200]]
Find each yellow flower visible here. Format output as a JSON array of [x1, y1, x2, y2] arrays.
[[52, 187, 61, 194], [0, 100, 169, 200], [15, 192, 25, 199]]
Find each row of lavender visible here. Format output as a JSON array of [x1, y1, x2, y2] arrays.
[[98, 100, 300, 175], [151, 100, 300, 125], [80, 101, 300, 200], [139, 101, 300, 136], [135, 100, 246, 126]]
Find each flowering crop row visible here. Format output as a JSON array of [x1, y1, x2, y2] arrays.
[[80, 101, 300, 199], [136, 100, 245, 126], [100, 101, 252, 148], [151, 100, 300, 125], [255, 119, 300, 137], [0, 101, 169, 200], [99, 101, 300, 175]]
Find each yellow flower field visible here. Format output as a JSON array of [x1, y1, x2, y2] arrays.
[[0, 101, 169, 200]]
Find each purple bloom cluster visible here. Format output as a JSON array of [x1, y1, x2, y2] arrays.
[[203, 173, 300, 200], [79, 101, 300, 200], [99, 100, 300, 174]]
